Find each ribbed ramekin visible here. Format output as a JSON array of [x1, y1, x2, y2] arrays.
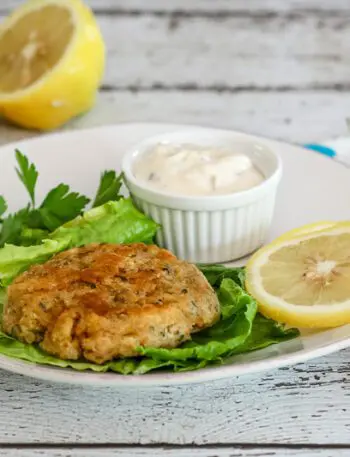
[[122, 129, 282, 264]]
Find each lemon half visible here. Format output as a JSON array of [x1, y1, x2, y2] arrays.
[[0, 0, 105, 130], [246, 223, 350, 328]]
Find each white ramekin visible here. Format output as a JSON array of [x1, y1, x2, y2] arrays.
[[122, 129, 282, 264]]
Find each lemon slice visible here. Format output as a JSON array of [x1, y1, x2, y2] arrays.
[[0, 0, 104, 130], [246, 223, 350, 328]]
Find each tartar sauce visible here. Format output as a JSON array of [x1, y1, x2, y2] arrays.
[[133, 143, 264, 196]]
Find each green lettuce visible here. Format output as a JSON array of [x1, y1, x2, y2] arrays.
[[198, 264, 246, 288], [49, 198, 158, 246], [0, 265, 298, 374], [0, 199, 159, 287]]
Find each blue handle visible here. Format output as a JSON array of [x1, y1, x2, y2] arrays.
[[304, 143, 336, 158]]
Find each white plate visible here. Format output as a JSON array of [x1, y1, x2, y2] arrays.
[[0, 122, 349, 387]]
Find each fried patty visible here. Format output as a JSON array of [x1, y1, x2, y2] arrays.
[[3, 243, 220, 364]]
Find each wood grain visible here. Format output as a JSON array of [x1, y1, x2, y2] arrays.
[[0, 90, 348, 146], [2, 0, 350, 13], [0, 349, 349, 445], [0, 447, 349, 457], [92, 14, 350, 89]]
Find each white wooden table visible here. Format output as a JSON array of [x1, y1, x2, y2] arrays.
[[1, 1, 350, 456]]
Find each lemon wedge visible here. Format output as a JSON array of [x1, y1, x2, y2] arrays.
[[0, 0, 105, 130], [246, 223, 350, 328]]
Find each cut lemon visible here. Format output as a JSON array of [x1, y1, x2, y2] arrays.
[[246, 223, 350, 328], [0, 0, 105, 130]]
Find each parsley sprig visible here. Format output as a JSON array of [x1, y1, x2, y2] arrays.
[[0, 150, 123, 247]]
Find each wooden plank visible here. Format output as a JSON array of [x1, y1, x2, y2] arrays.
[[0, 90, 348, 146], [100, 14, 350, 89], [0, 447, 349, 457], [0, 349, 349, 445], [2, 0, 350, 13], [1, 11, 350, 89]]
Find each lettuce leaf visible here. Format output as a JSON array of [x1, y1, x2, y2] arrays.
[[0, 265, 299, 374], [0, 239, 67, 287], [227, 313, 300, 356], [50, 199, 158, 247], [198, 264, 246, 289], [0, 199, 159, 287]]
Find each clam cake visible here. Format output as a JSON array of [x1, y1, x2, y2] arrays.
[[3, 243, 220, 364]]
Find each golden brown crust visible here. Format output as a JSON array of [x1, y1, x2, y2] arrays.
[[3, 243, 220, 364]]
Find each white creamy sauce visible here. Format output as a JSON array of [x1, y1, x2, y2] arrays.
[[133, 143, 265, 196]]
